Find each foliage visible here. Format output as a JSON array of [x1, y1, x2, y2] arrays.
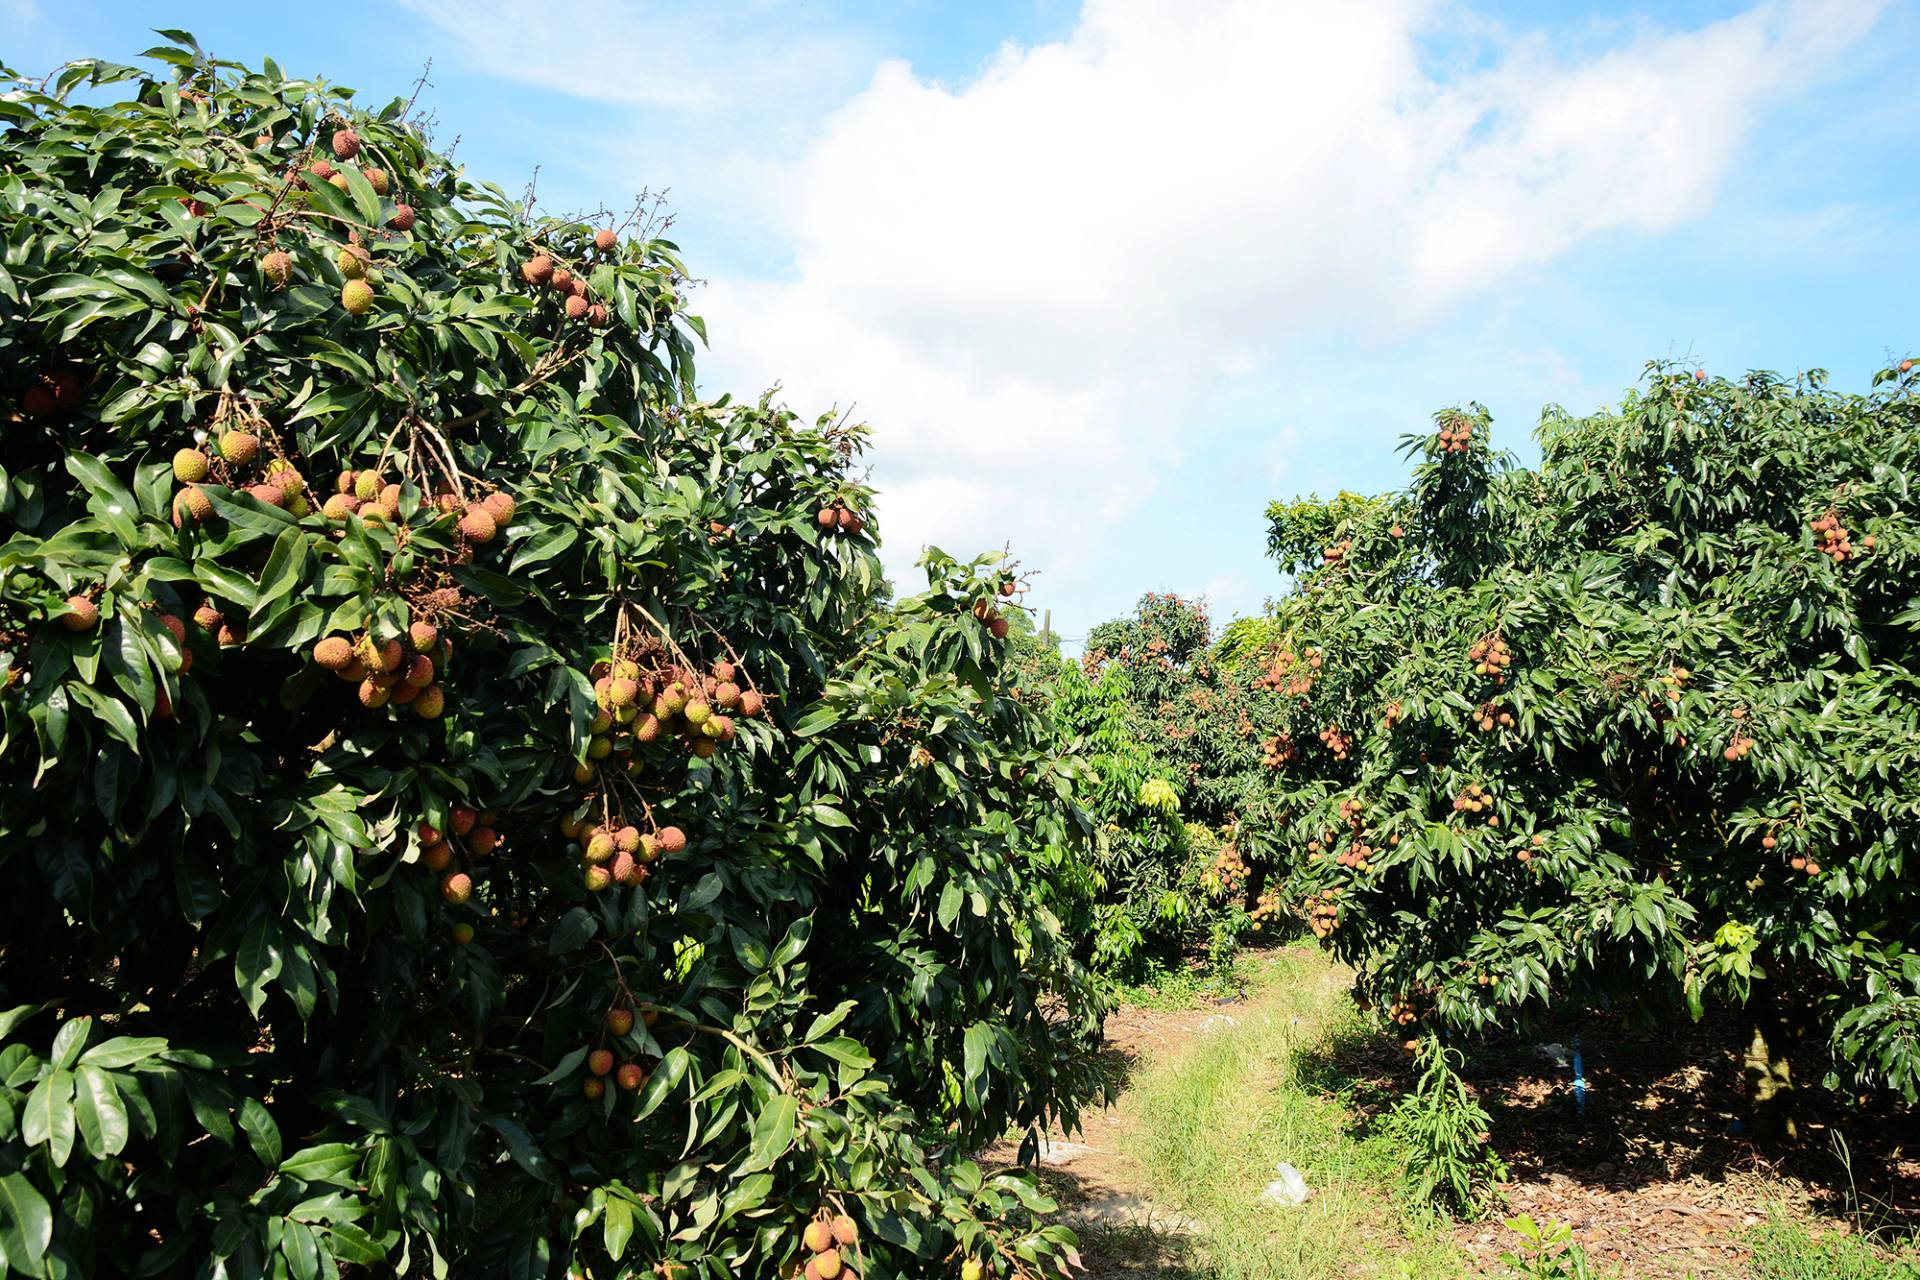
[[1746, 1213, 1920, 1280], [1497, 1215, 1603, 1280], [0, 39, 1105, 1279], [1248, 362, 1920, 1111], [1378, 1039, 1506, 1219]]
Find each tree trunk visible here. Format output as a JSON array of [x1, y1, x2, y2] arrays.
[[1744, 1005, 1799, 1144]]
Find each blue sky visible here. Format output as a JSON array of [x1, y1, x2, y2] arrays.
[[7, 0, 1917, 647]]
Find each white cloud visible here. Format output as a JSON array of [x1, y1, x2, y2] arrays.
[[691, 0, 1883, 598]]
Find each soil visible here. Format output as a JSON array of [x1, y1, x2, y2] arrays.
[[980, 953, 1920, 1278]]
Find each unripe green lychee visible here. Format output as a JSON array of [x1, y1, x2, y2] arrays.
[[584, 864, 612, 892], [314, 636, 354, 670], [615, 1062, 644, 1091], [572, 760, 594, 784], [584, 831, 615, 864], [683, 699, 712, 726], [173, 448, 210, 482], [606, 1008, 634, 1036], [364, 167, 390, 196], [689, 735, 718, 759], [961, 1260, 983, 1280], [609, 677, 639, 707], [660, 683, 688, 714], [322, 494, 358, 520], [59, 596, 99, 632], [459, 507, 497, 543], [451, 922, 475, 945], [582, 1076, 605, 1099], [441, 871, 472, 904], [353, 471, 383, 501], [336, 246, 369, 279], [588, 735, 612, 760], [413, 684, 446, 718], [341, 279, 374, 314], [219, 430, 259, 465]]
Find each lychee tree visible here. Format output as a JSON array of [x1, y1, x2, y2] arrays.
[[0, 38, 1103, 1279], [1250, 362, 1920, 1138]]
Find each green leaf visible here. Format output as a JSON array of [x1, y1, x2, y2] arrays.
[[737, 1094, 797, 1174], [0, 1172, 52, 1279], [74, 1064, 130, 1157], [22, 1069, 76, 1167], [235, 915, 283, 1018]]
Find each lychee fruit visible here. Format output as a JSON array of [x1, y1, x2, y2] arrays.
[[447, 805, 476, 837], [328, 173, 351, 192], [588, 303, 610, 327], [389, 204, 415, 231], [564, 294, 589, 320], [815, 1249, 842, 1279], [353, 471, 384, 501], [584, 830, 615, 864], [521, 254, 554, 285], [582, 1076, 605, 1099], [990, 617, 1010, 640], [635, 714, 662, 743], [739, 689, 765, 717], [460, 507, 497, 544], [451, 923, 475, 945], [413, 685, 446, 718], [358, 678, 391, 708], [219, 430, 260, 465], [322, 494, 358, 520], [262, 250, 292, 287], [422, 841, 453, 871], [610, 850, 639, 884], [331, 128, 361, 160], [550, 267, 574, 293], [440, 871, 472, 904], [594, 228, 617, 252], [836, 508, 858, 532], [307, 159, 336, 181], [336, 246, 369, 280], [59, 596, 99, 632], [364, 167, 390, 196], [607, 1008, 634, 1036], [193, 604, 222, 631], [314, 636, 354, 670], [173, 448, 210, 483], [655, 826, 687, 855], [408, 621, 439, 653], [583, 864, 613, 892], [341, 279, 374, 314], [831, 1216, 857, 1247], [21, 385, 54, 417], [158, 613, 187, 646], [405, 654, 435, 688], [469, 827, 498, 857], [804, 1222, 835, 1254], [481, 492, 516, 527], [615, 1062, 644, 1091], [587, 1048, 614, 1077], [247, 483, 286, 507], [818, 507, 837, 529]]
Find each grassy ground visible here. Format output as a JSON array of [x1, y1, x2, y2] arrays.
[[1116, 947, 1469, 1279], [1095, 945, 1920, 1280]]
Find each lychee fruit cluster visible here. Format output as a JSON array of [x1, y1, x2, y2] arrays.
[[171, 428, 312, 523], [1788, 853, 1823, 877], [1473, 701, 1512, 733], [1722, 733, 1756, 762], [1304, 888, 1341, 938], [1451, 782, 1496, 824], [1811, 510, 1856, 562], [1468, 633, 1511, 680], [311, 623, 451, 718], [1320, 539, 1352, 565], [1259, 732, 1296, 768], [796, 1212, 859, 1280], [1211, 843, 1250, 895], [1252, 646, 1318, 697], [970, 598, 1011, 641], [817, 501, 865, 538], [1250, 885, 1282, 924], [419, 805, 500, 905], [517, 251, 612, 327], [563, 810, 682, 893], [1436, 415, 1474, 454], [578, 1006, 653, 1100], [1317, 723, 1351, 760], [1516, 831, 1546, 863], [579, 654, 766, 774]]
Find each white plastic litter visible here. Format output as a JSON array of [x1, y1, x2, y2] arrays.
[[1199, 1014, 1238, 1034], [1261, 1162, 1311, 1206], [1034, 1140, 1097, 1166]]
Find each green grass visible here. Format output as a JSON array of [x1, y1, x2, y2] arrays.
[[1747, 1214, 1920, 1280], [1106, 958, 1247, 1010], [1116, 947, 1470, 1279]]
